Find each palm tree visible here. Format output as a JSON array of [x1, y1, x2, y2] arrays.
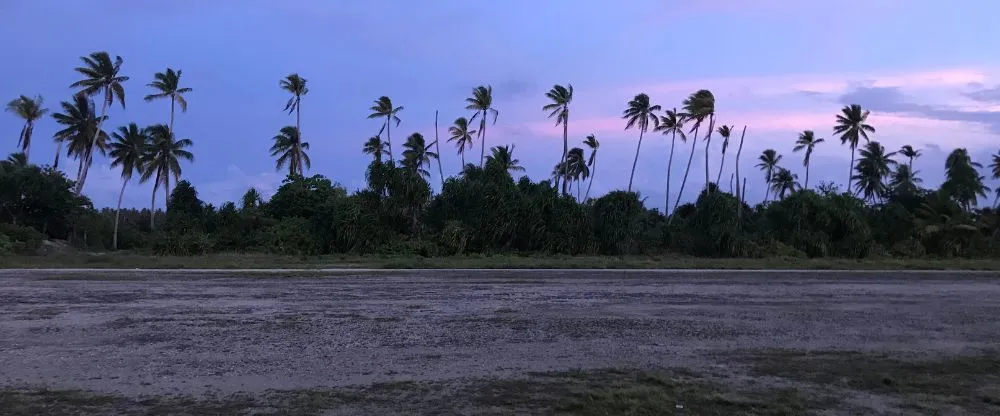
[[833, 104, 875, 191], [70, 51, 128, 194], [434, 110, 445, 188], [51, 94, 108, 188], [793, 130, 825, 189], [715, 124, 732, 187], [486, 145, 525, 175], [270, 126, 310, 176], [682, 90, 716, 190], [363, 136, 388, 164], [141, 124, 193, 222], [401, 132, 437, 177], [447, 117, 476, 167], [655, 109, 685, 213], [108, 123, 149, 250], [899, 145, 921, 170], [2, 152, 28, 170], [990, 150, 1000, 205], [942, 148, 989, 210], [466, 86, 498, 167], [583, 134, 600, 201], [770, 168, 799, 199], [542, 84, 573, 193], [368, 96, 403, 163], [279, 73, 308, 142], [144, 68, 192, 134], [889, 164, 922, 196], [756, 149, 782, 202], [566, 147, 589, 201], [5, 95, 48, 161], [622, 93, 661, 192], [852, 141, 896, 203]]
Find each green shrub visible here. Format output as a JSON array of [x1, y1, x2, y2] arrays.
[[0, 223, 45, 254], [152, 232, 212, 256]]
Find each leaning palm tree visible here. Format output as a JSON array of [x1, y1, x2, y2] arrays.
[[51, 94, 108, 188], [447, 117, 476, 167], [70, 51, 128, 194], [852, 140, 896, 203], [362, 136, 388, 164], [756, 149, 782, 202], [899, 145, 921, 169], [542, 84, 573, 193], [466, 86, 498, 167], [714, 124, 733, 187], [108, 123, 149, 250], [582, 134, 600, 201], [622, 93, 661, 192], [655, 109, 685, 213], [144, 68, 192, 134], [769, 168, 798, 200], [270, 126, 310, 176], [833, 104, 875, 191], [682, 90, 716, 190], [279, 73, 308, 140], [401, 132, 437, 177], [141, 124, 193, 222], [486, 144, 526, 175], [5, 95, 48, 161], [368, 96, 403, 163], [793, 130, 825, 189]]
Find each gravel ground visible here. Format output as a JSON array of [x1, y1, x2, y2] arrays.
[[1, 269, 998, 404]]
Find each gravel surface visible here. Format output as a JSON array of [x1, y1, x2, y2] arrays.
[[1, 269, 998, 397]]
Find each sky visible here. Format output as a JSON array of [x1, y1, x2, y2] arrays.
[[2, 0, 1000, 210]]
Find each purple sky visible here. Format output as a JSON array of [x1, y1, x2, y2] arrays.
[[2, 0, 1000, 210]]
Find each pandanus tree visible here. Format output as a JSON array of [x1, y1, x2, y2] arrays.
[[756, 149, 782, 202], [447, 117, 476, 168], [144, 68, 192, 134], [942, 148, 989, 210], [622, 93, 661, 192], [52, 95, 108, 184], [542, 84, 572, 193], [852, 140, 896, 203], [583, 134, 600, 201], [834, 104, 875, 191], [715, 124, 733, 187], [5, 95, 48, 161], [486, 145, 525, 175], [402, 133, 437, 178], [900, 145, 921, 169], [141, 124, 193, 226], [793, 130, 825, 189], [279, 74, 308, 144], [368, 96, 402, 163], [108, 123, 148, 249], [466, 86, 498, 167], [682, 90, 716, 190], [70, 51, 128, 194], [655, 109, 685, 213], [270, 126, 310, 176]]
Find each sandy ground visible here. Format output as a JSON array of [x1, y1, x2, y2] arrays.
[[1, 269, 999, 400]]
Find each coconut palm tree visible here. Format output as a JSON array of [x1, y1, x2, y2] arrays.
[[889, 164, 922, 197], [5, 95, 48, 161], [51, 94, 108, 188], [108, 123, 149, 250], [486, 145, 525, 175], [622, 93, 661, 192], [542, 84, 572, 193], [270, 126, 310, 176], [401, 132, 436, 177], [447, 117, 476, 168], [990, 150, 1000, 205], [714, 124, 733, 187], [583, 134, 600, 201], [942, 148, 989, 210], [655, 109, 685, 213], [793, 130, 825, 189], [682, 90, 716, 190], [566, 147, 589, 201], [362, 136, 388, 164], [756, 149, 782, 202], [368, 96, 403, 163], [141, 124, 193, 220], [899, 145, 921, 169], [769, 168, 798, 200], [144, 68, 192, 134], [70, 51, 128, 194], [466, 86, 498, 168], [852, 141, 896, 203], [279, 73, 308, 141], [834, 104, 875, 191]]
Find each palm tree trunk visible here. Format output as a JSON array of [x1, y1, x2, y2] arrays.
[[585, 155, 596, 201], [295, 98, 302, 176], [150, 180, 158, 230], [715, 147, 727, 187], [113, 178, 128, 250], [386, 115, 394, 165], [164, 175, 170, 212], [460, 151, 465, 168], [805, 161, 810, 189], [479, 114, 487, 168], [673, 125, 700, 213], [703, 115, 716, 190], [559, 116, 569, 195], [23, 123, 32, 161], [847, 146, 855, 192], [434, 110, 445, 189], [627, 129, 645, 192], [735, 126, 746, 202], [763, 172, 771, 203], [78, 98, 110, 194], [53, 141, 62, 170]]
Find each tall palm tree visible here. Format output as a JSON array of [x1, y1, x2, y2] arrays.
[[899, 145, 921, 169], [362, 136, 388, 164], [714, 124, 732, 187], [144, 68, 192, 134], [542, 84, 573, 193], [270, 126, 310, 176], [566, 147, 589, 201], [942, 148, 989, 210], [70, 51, 128, 194], [434, 110, 445, 188], [833, 104, 875, 191], [486, 145, 525, 175], [655, 109, 685, 213], [583, 134, 600, 201], [682, 90, 716, 190], [279, 73, 308, 143], [51, 94, 108, 188], [466, 86, 498, 167], [108, 123, 149, 250], [401, 132, 437, 177], [769, 168, 798, 200], [368, 96, 403, 163], [852, 141, 896, 203], [622, 93, 661, 192], [141, 124, 193, 222], [5, 95, 48, 161], [756, 149, 782, 202], [793, 130, 825, 189], [447, 117, 476, 167]]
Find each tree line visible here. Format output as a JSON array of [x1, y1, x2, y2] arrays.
[[3, 50, 1000, 259]]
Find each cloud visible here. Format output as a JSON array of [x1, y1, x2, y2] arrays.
[[963, 85, 1000, 103], [197, 166, 284, 205], [838, 85, 1000, 135]]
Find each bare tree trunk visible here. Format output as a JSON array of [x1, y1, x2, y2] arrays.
[[715, 144, 727, 186], [585, 154, 597, 201], [673, 124, 700, 214], [627, 129, 645, 192], [702, 115, 716, 190], [113, 179, 128, 250], [434, 110, 445, 189], [734, 126, 746, 200], [665, 130, 677, 215], [557, 114, 568, 195]]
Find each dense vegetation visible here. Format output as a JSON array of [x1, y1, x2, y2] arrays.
[[3, 51, 1000, 259]]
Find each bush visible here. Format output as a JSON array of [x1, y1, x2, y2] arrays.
[[0, 223, 45, 254], [0, 233, 12, 255], [152, 232, 212, 256]]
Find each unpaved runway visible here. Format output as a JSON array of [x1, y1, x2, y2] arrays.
[[2, 269, 999, 398]]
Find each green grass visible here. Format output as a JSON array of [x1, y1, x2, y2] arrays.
[[4, 252, 1000, 270]]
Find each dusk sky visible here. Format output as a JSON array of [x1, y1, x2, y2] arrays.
[[2, 0, 1000, 210]]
